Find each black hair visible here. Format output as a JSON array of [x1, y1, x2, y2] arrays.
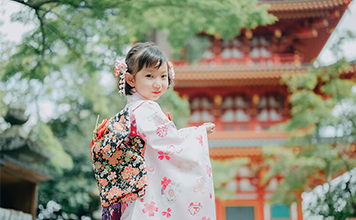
[[117, 42, 173, 95]]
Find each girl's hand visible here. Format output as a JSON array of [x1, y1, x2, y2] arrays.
[[203, 122, 216, 134]]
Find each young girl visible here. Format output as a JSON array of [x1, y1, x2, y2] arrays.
[[91, 42, 216, 220]]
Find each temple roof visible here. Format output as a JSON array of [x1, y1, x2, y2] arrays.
[[174, 64, 309, 87], [258, 0, 352, 19], [209, 147, 262, 160], [260, 0, 351, 11], [208, 131, 289, 159], [0, 155, 51, 183], [209, 130, 289, 140], [209, 139, 287, 148], [174, 63, 356, 87]]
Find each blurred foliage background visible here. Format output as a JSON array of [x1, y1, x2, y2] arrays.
[[262, 31, 356, 219]]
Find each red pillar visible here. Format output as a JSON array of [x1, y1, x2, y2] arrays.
[[215, 198, 223, 220], [297, 194, 303, 220]]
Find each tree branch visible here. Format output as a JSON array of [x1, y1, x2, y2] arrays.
[[35, 9, 45, 64], [10, 0, 59, 10], [46, 23, 81, 58]]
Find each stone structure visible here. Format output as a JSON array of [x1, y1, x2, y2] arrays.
[[0, 102, 51, 220]]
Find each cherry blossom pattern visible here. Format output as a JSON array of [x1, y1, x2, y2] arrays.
[[188, 202, 202, 216], [206, 165, 212, 178], [162, 208, 172, 218], [158, 151, 171, 160], [142, 201, 158, 217], [161, 177, 172, 190], [193, 177, 207, 194], [156, 125, 168, 137], [138, 131, 147, 142], [196, 135, 203, 146], [107, 186, 123, 200], [177, 129, 191, 138], [160, 177, 181, 205], [178, 160, 194, 173], [121, 201, 128, 215], [108, 171, 117, 181]]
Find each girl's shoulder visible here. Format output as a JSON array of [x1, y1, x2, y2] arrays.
[[130, 100, 161, 114]]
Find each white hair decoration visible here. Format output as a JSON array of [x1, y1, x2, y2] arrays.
[[114, 60, 127, 96]]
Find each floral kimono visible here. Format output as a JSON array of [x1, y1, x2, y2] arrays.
[[120, 93, 216, 220]]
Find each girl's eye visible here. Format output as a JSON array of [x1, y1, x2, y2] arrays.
[[145, 74, 153, 78], [161, 75, 167, 79]]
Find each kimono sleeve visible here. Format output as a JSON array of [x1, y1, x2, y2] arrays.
[[132, 101, 209, 155]]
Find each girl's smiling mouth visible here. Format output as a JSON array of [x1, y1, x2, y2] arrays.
[[153, 91, 161, 95]]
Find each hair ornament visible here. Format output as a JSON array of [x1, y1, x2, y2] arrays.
[[114, 60, 127, 96], [168, 61, 175, 80]]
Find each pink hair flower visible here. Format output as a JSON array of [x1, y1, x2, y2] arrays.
[[168, 61, 175, 79], [114, 60, 127, 76]]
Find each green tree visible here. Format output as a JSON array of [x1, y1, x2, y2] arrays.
[[211, 158, 250, 200], [262, 32, 356, 218], [1, 0, 276, 81]]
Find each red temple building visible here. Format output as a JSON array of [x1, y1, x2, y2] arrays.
[[172, 0, 354, 220]]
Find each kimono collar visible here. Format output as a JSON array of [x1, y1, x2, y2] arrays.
[[127, 92, 147, 104]]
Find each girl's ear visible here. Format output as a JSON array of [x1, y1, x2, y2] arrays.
[[125, 72, 135, 87]]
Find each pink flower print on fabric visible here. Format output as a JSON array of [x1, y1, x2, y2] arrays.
[[164, 183, 180, 202], [160, 179, 181, 205], [156, 125, 168, 137], [178, 160, 194, 173], [142, 201, 158, 217], [108, 186, 123, 199], [162, 208, 172, 218], [202, 217, 211, 220], [196, 135, 203, 146], [121, 201, 128, 215], [108, 171, 117, 180], [188, 202, 202, 216], [158, 151, 171, 160], [194, 177, 207, 194], [161, 177, 172, 190], [206, 165, 212, 178], [138, 131, 147, 142]]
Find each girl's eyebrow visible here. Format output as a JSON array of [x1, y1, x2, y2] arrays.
[[145, 68, 167, 73]]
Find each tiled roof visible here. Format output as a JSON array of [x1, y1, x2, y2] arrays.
[[260, 0, 351, 12], [174, 64, 309, 87], [207, 131, 289, 159], [209, 147, 263, 159], [209, 138, 287, 148], [209, 131, 290, 140]]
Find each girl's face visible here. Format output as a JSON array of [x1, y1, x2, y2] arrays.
[[126, 62, 168, 101]]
